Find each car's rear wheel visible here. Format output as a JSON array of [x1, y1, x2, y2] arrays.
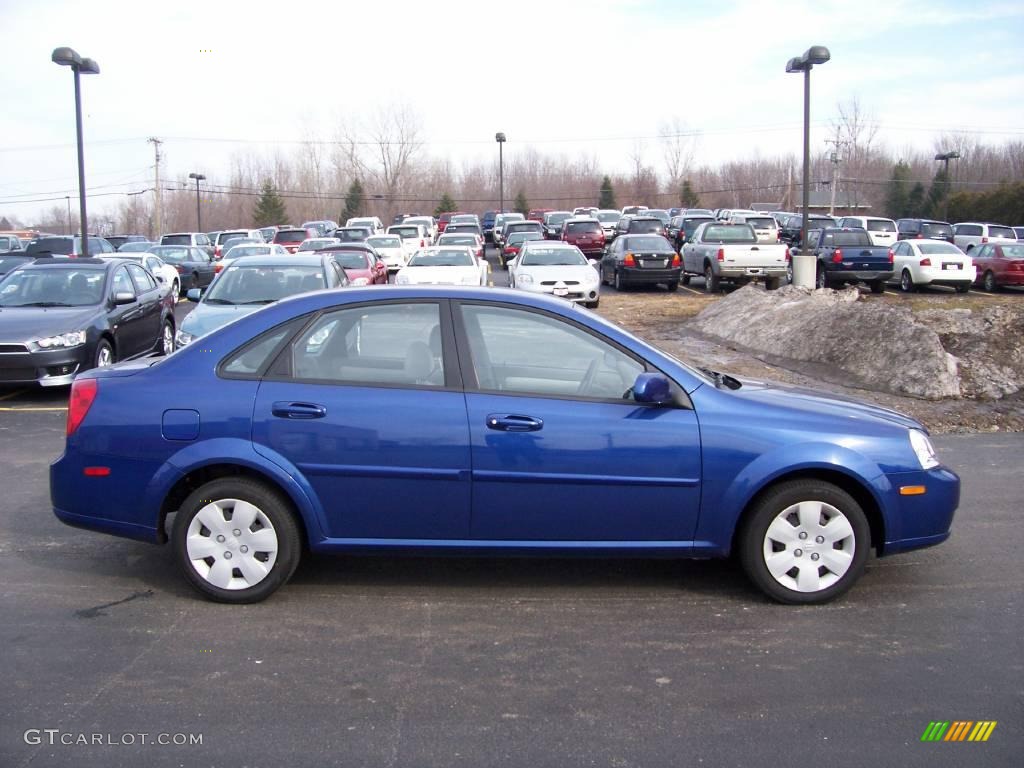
[[172, 478, 301, 603], [765, 277, 780, 291], [666, 281, 679, 292], [816, 267, 829, 289], [94, 339, 114, 368], [158, 320, 174, 356], [869, 279, 885, 294], [983, 271, 997, 292], [614, 270, 626, 291], [681, 274, 691, 286], [739, 479, 870, 604], [704, 264, 720, 293], [172, 278, 180, 297], [900, 269, 915, 292], [955, 282, 970, 294]]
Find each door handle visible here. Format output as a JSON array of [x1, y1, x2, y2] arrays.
[[486, 414, 543, 432], [272, 401, 327, 419]]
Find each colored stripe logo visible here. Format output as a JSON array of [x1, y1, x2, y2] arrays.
[[921, 721, 997, 742]]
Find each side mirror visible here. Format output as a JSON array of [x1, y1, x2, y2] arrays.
[[186, 288, 203, 302], [112, 291, 135, 305], [632, 372, 672, 404]]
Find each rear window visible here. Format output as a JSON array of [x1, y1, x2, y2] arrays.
[[275, 230, 307, 243], [439, 235, 478, 246], [1000, 245, 1024, 258], [746, 217, 776, 228], [161, 235, 192, 246], [917, 243, 963, 256], [566, 222, 601, 235], [627, 219, 664, 234], [832, 231, 873, 247], [219, 231, 248, 242], [683, 217, 714, 228], [624, 236, 671, 250], [368, 236, 401, 248], [987, 226, 1015, 239], [26, 238, 73, 255], [922, 223, 953, 238], [701, 225, 756, 244], [544, 213, 571, 226], [596, 212, 620, 223], [508, 222, 542, 233], [390, 227, 420, 239], [865, 219, 896, 233]]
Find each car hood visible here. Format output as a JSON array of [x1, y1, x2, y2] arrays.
[[180, 302, 262, 338], [0, 306, 101, 342], [517, 264, 599, 281], [724, 376, 923, 432], [399, 265, 480, 284]]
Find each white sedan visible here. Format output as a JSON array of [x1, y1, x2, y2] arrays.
[[890, 239, 976, 293], [107, 253, 181, 297], [395, 247, 487, 286], [366, 234, 407, 273], [508, 241, 601, 308]]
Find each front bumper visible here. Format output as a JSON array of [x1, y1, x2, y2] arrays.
[[0, 344, 89, 386], [515, 281, 600, 303], [880, 466, 960, 555]]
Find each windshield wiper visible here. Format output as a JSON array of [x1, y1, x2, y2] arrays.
[[11, 301, 78, 307], [240, 299, 276, 305], [699, 367, 742, 390], [203, 298, 238, 305]]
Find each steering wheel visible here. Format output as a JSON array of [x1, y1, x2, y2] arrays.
[[576, 358, 600, 396]]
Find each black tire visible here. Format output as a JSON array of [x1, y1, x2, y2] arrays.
[[738, 479, 871, 604], [588, 299, 600, 309], [614, 270, 625, 291], [869, 280, 885, 294], [666, 281, 679, 293], [190, 272, 199, 291], [93, 338, 114, 369], [599, 266, 609, 286], [955, 283, 970, 294], [172, 478, 301, 604], [815, 266, 829, 290], [681, 274, 691, 286], [703, 264, 720, 293], [900, 269, 915, 292], [765, 277, 780, 291], [983, 271, 997, 292], [157, 319, 175, 356]]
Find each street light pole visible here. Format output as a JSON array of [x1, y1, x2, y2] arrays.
[[786, 45, 831, 288], [934, 151, 960, 222], [51, 47, 99, 257], [495, 132, 506, 214], [189, 172, 206, 232]]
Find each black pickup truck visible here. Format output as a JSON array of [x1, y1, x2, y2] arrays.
[[805, 228, 894, 292]]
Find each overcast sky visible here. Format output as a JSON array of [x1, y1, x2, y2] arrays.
[[2, 0, 1022, 224]]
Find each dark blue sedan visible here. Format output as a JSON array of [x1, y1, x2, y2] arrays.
[[50, 287, 959, 603]]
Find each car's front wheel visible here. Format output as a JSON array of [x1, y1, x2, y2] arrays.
[[158, 320, 174, 356], [901, 269, 915, 292], [172, 478, 301, 603], [983, 270, 998, 292], [94, 339, 114, 368], [738, 479, 870, 604]]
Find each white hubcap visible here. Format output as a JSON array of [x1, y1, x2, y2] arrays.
[[186, 499, 278, 590], [762, 500, 855, 593], [96, 347, 112, 367], [162, 325, 174, 354]]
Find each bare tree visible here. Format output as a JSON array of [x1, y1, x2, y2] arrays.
[[659, 117, 700, 194]]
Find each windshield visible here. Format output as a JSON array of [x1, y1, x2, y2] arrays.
[[0, 255, 32, 273], [596, 212, 620, 223], [336, 229, 368, 241], [390, 227, 420, 239], [544, 213, 571, 226], [917, 243, 964, 255], [161, 234, 193, 246], [866, 219, 897, 232], [645, 210, 670, 224], [275, 230, 306, 243], [922, 223, 953, 238], [408, 249, 475, 267], [520, 247, 587, 266], [367, 236, 401, 249], [509, 223, 542, 234], [700, 225, 756, 244], [225, 246, 272, 259], [496, 214, 525, 227], [330, 252, 370, 269], [26, 238, 74, 255], [683, 217, 714, 229], [508, 232, 545, 246], [451, 216, 477, 224], [204, 265, 326, 305], [0, 268, 105, 307], [566, 222, 601, 235], [151, 247, 195, 263], [446, 225, 479, 234], [439, 235, 478, 246], [624, 236, 671, 250]]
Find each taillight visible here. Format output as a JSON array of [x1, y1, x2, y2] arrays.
[[624, 252, 636, 266], [888, 249, 895, 263], [831, 248, 844, 264], [981, 236, 989, 243], [915, 233, 923, 238], [716, 248, 725, 261], [671, 254, 680, 266], [785, 248, 791, 261], [67, 378, 98, 437], [214, 263, 223, 273], [920, 258, 932, 266], [420, 239, 425, 247]]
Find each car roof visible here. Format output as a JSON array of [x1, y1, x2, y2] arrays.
[[21, 257, 109, 270], [227, 254, 328, 267]]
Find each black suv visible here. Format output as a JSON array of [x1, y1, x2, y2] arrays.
[[614, 215, 665, 240], [779, 214, 837, 247], [25, 236, 117, 258], [896, 219, 955, 243]]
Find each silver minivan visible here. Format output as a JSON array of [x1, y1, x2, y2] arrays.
[[838, 217, 898, 248]]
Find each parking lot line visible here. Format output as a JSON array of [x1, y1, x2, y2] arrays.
[[0, 406, 67, 412], [679, 285, 704, 296], [967, 290, 997, 298]]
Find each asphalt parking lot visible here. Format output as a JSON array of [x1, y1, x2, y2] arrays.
[[0, 246, 1020, 767]]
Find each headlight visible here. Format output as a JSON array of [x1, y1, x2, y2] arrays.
[[175, 329, 194, 347], [909, 429, 939, 469], [351, 277, 370, 286], [583, 269, 599, 284], [34, 331, 86, 349], [518, 273, 534, 285], [396, 274, 410, 285]]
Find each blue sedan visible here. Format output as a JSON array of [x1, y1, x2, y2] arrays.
[[50, 287, 959, 604]]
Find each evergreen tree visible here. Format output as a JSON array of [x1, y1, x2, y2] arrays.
[[514, 189, 530, 216], [252, 181, 287, 227], [884, 162, 911, 219], [679, 179, 700, 208], [926, 168, 950, 219], [906, 183, 926, 218], [341, 179, 364, 222], [434, 193, 457, 219], [598, 176, 616, 209], [0, 216, 12, 230]]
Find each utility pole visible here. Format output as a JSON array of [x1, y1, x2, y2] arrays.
[[65, 196, 71, 234], [824, 130, 848, 216], [148, 137, 162, 239]]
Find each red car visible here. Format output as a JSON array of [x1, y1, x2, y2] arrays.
[[436, 211, 465, 235], [972, 242, 1024, 291], [500, 231, 545, 268], [561, 218, 606, 257], [322, 244, 388, 285], [527, 208, 554, 223], [273, 228, 317, 254]]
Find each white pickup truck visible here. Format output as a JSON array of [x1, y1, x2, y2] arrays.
[[682, 222, 790, 292]]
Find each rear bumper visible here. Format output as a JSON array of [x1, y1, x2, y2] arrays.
[[718, 266, 788, 278], [829, 270, 894, 283], [619, 267, 682, 285]]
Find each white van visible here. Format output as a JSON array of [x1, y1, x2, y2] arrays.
[[837, 217, 898, 248]]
